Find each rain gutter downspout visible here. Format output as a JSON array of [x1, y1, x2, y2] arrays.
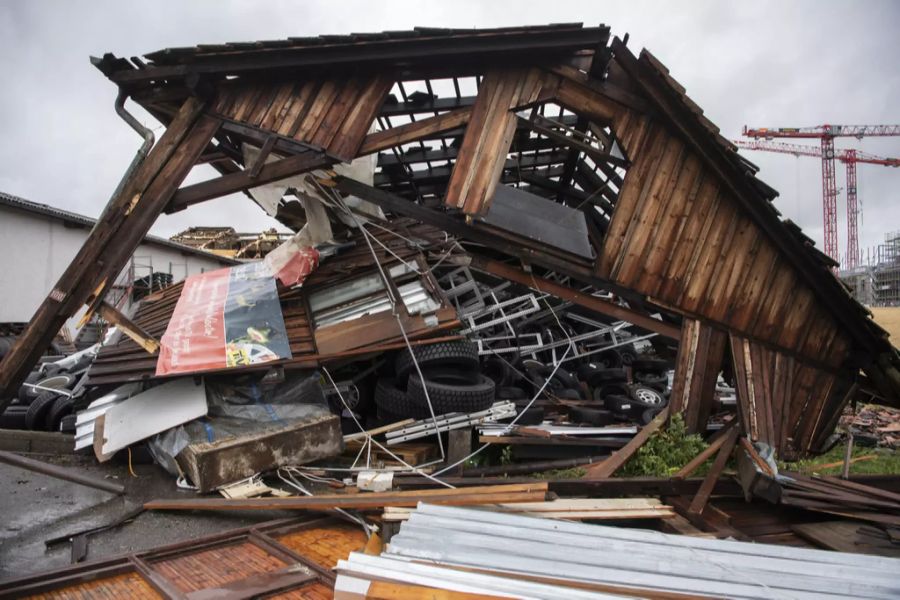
[[109, 89, 155, 204]]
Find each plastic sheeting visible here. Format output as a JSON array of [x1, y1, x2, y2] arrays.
[[148, 370, 332, 480]]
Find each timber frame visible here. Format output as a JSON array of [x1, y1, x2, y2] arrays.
[[1, 23, 898, 458]]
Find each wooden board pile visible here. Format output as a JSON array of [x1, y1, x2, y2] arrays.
[[841, 404, 900, 448]]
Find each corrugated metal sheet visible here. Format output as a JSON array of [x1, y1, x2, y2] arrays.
[[348, 503, 900, 599]]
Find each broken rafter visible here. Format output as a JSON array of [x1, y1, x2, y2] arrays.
[[96, 301, 159, 355], [469, 256, 679, 339], [582, 406, 671, 478], [167, 151, 332, 213]]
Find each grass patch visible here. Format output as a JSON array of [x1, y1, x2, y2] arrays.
[[779, 444, 900, 476], [618, 413, 710, 477]]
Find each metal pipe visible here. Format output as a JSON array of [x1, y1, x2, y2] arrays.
[[108, 90, 156, 205]]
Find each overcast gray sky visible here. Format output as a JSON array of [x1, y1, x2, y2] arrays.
[[1, 0, 898, 266]]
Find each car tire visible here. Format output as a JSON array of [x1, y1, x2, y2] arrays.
[[481, 356, 512, 387], [496, 386, 526, 400], [0, 406, 28, 430], [394, 341, 480, 382], [407, 373, 495, 416], [25, 373, 77, 400], [586, 368, 627, 387], [46, 396, 75, 432], [605, 394, 634, 416], [628, 384, 667, 410], [641, 407, 664, 425], [25, 391, 60, 431], [569, 406, 616, 426], [632, 358, 669, 373]]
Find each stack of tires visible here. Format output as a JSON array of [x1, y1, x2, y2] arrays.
[[374, 341, 495, 421], [575, 354, 670, 425], [0, 364, 80, 433]]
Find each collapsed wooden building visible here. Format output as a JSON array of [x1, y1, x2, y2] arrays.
[[1, 22, 898, 465]]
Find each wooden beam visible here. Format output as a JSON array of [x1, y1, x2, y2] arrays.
[[144, 482, 549, 511], [0, 97, 211, 406], [688, 426, 740, 514], [469, 256, 679, 339], [674, 420, 738, 479], [167, 151, 332, 213], [582, 406, 670, 478], [359, 107, 473, 156], [96, 301, 159, 354]]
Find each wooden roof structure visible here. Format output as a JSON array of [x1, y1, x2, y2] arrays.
[[1, 23, 898, 458]]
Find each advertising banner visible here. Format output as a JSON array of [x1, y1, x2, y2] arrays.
[[156, 262, 292, 376]]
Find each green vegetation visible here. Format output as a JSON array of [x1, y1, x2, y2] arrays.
[[618, 413, 711, 477], [779, 444, 900, 476]]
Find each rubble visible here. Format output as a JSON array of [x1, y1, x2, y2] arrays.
[[1, 22, 899, 597]]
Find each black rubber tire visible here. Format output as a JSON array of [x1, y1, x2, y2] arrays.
[[25, 391, 60, 431], [605, 394, 634, 416], [407, 373, 495, 416], [569, 406, 615, 426], [597, 382, 630, 398], [619, 346, 637, 366], [550, 369, 579, 390], [594, 350, 623, 369], [586, 368, 627, 387], [553, 388, 581, 400], [511, 403, 544, 425], [481, 356, 512, 387], [0, 336, 13, 360], [25, 373, 77, 400], [0, 406, 28, 430], [632, 358, 669, 373], [520, 359, 551, 377], [17, 371, 42, 404], [40, 363, 63, 377], [628, 384, 668, 410], [46, 396, 75, 432], [374, 377, 415, 418], [634, 371, 668, 385], [394, 341, 479, 382], [496, 386, 527, 400], [641, 407, 664, 425], [59, 413, 77, 433]]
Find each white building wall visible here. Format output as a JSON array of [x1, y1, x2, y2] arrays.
[[0, 206, 234, 338]]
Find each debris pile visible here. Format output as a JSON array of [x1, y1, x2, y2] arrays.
[[1, 22, 899, 596]]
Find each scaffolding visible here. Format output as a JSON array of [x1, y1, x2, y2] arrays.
[[840, 230, 900, 306]]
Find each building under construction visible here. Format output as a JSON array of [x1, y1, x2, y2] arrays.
[[841, 230, 900, 307]]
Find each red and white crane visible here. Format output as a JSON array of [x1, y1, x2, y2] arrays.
[[742, 124, 900, 267]]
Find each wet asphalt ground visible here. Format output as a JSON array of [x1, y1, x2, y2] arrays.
[[0, 452, 287, 580]]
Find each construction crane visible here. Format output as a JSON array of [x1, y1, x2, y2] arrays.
[[742, 124, 900, 266], [734, 139, 900, 268]]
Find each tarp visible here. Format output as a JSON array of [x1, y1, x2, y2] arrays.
[[156, 262, 292, 376]]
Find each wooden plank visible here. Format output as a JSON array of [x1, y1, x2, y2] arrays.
[[167, 151, 331, 213], [582, 406, 670, 478], [358, 107, 473, 156], [444, 69, 523, 215], [675, 190, 735, 310], [688, 426, 739, 514], [655, 174, 720, 300], [96, 301, 159, 354], [614, 135, 687, 287], [674, 420, 739, 479], [636, 153, 703, 292], [332, 74, 394, 160], [145, 482, 550, 511]]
